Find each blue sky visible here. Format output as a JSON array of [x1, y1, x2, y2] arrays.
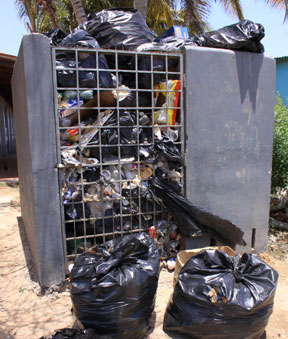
[[0, 1, 288, 57]]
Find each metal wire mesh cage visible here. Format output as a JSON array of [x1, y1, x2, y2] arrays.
[[52, 48, 184, 261]]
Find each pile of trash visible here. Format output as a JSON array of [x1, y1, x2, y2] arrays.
[[40, 9, 275, 339], [46, 9, 265, 53], [42, 245, 278, 338], [42, 9, 256, 267], [44, 7, 252, 263]]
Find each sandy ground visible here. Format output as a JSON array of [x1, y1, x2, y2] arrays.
[[0, 184, 287, 339]]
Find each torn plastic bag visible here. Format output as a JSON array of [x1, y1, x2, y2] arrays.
[[70, 232, 160, 339], [60, 29, 100, 49], [150, 177, 245, 247], [41, 328, 98, 339], [56, 52, 112, 89], [151, 131, 182, 170], [44, 28, 67, 46], [164, 249, 278, 339], [198, 20, 265, 53], [81, 8, 154, 50]]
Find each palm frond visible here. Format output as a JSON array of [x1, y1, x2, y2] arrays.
[[14, 0, 49, 32], [216, 0, 244, 20], [147, 0, 174, 35], [264, 0, 288, 21], [182, 0, 211, 35]]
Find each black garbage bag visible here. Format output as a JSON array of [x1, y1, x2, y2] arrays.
[[70, 232, 160, 339], [151, 132, 182, 170], [198, 20, 265, 53], [56, 30, 112, 88], [164, 249, 278, 339], [44, 28, 67, 46], [41, 328, 98, 339], [60, 29, 100, 49], [89, 110, 138, 159], [56, 51, 112, 88], [82, 8, 154, 50], [150, 177, 245, 247]]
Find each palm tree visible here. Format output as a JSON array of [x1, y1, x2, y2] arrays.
[[134, 0, 148, 20], [147, 0, 174, 34], [179, 0, 244, 34], [177, 0, 288, 35], [15, 0, 49, 32], [70, 0, 87, 25], [37, 0, 57, 30]]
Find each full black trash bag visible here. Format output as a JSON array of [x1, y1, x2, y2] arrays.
[[81, 8, 154, 50], [70, 232, 160, 339], [41, 328, 98, 339], [60, 29, 100, 49], [57, 29, 112, 88], [164, 249, 278, 339], [150, 177, 245, 247], [198, 20, 265, 53], [44, 28, 67, 46], [56, 52, 112, 89]]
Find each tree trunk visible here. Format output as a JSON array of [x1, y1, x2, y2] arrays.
[[70, 0, 87, 25], [134, 0, 148, 21], [38, 0, 57, 30], [184, 4, 192, 29]]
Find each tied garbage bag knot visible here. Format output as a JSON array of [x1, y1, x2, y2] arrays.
[[232, 253, 245, 283]]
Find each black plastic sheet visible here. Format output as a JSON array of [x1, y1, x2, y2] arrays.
[[198, 20, 265, 53], [164, 249, 278, 338], [150, 177, 245, 247], [82, 8, 154, 50], [70, 232, 160, 339]]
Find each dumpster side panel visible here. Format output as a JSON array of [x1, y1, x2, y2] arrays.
[[12, 34, 65, 286], [12, 40, 38, 270], [184, 46, 275, 252]]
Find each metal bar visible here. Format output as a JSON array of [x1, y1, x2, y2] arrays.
[[51, 47, 68, 270], [53, 47, 184, 261]]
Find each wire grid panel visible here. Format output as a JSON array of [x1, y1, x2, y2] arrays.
[[52, 47, 184, 260]]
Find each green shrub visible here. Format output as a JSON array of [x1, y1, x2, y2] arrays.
[[271, 94, 288, 192]]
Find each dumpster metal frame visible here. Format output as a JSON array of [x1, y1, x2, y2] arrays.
[[51, 47, 185, 263]]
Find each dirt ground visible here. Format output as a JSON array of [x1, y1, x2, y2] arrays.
[[0, 183, 287, 339]]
